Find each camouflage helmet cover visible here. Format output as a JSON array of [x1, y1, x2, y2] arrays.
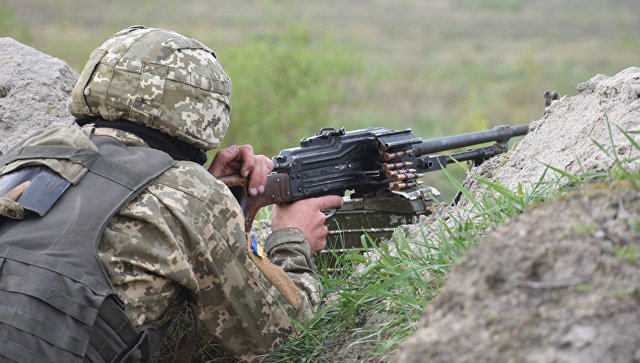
[[68, 26, 231, 150]]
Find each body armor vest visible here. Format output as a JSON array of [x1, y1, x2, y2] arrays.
[[0, 134, 175, 362]]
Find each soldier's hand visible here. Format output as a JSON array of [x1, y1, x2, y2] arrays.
[[271, 195, 344, 254], [208, 144, 274, 196]]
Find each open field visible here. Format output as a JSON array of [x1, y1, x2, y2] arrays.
[[4, 1, 638, 128]]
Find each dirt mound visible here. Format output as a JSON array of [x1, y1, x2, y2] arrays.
[[466, 67, 640, 194], [0, 37, 77, 153], [403, 68, 640, 243], [395, 68, 640, 363], [395, 181, 640, 363]]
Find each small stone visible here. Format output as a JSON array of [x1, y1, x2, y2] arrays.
[[600, 240, 613, 253], [0, 85, 9, 98]]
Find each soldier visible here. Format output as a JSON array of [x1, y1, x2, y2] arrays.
[[0, 26, 342, 362]]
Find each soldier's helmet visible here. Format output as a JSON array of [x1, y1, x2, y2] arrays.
[[67, 26, 231, 150]]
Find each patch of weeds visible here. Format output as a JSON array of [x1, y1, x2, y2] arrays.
[[591, 111, 640, 182], [484, 311, 497, 324], [576, 283, 595, 293], [567, 221, 596, 237], [553, 291, 565, 303], [612, 245, 639, 263], [616, 285, 640, 298], [266, 229, 449, 361]]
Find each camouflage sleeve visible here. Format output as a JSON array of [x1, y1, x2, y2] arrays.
[[195, 174, 319, 360], [100, 155, 320, 360], [264, 228, 321, 310]]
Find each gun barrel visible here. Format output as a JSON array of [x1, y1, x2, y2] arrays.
[[413, 124, 529, 156]]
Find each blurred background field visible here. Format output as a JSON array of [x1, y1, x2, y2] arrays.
[[1, 0, 638, 198]]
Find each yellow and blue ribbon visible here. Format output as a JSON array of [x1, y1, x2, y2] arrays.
[[250, 235, 265, 258]]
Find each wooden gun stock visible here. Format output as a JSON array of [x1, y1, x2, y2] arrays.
[[214, 172, 292, 232]]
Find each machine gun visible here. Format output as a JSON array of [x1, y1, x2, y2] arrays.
[[212, 124, 529, 239]]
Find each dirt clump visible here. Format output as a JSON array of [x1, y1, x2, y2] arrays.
[[464, 67, 640, 196], [0, 37, 77, 153], [395, 181, 640, 363]]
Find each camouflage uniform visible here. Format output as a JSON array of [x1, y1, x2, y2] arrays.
[[63, 26, 320, 360], [1, 122, 320, 360], [94, 126, 319, 360]]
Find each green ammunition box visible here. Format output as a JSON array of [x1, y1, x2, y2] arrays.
[[319, 185, 443, 269]]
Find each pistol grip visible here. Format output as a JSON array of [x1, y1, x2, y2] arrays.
[[217, 172, 292, 232]]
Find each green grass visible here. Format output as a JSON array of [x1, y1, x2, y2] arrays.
[[613, 245, 639, 264]]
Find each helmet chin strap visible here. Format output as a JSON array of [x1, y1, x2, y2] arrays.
[[90, 118, 208, 165]]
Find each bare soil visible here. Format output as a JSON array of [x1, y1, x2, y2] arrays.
[[395, 181, 640, 363]]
